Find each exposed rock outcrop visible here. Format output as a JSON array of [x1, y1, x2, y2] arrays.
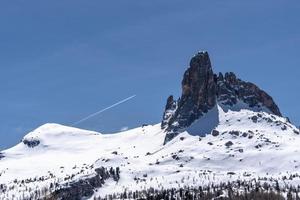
[[0, 153, 4, 160], [46, 167, 120, 200], [162, 51, 281, 143], [161, 95, 177, 128], [22, 138, 40, 148], [216, 72, 281, 116], [162, 52, 217, 142]]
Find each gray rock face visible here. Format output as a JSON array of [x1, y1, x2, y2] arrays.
[[161, 95, 177, 128], [0, 153, 4, 160], [163, 52, 216, 135], [216, 72, 281, 116], [46, 167, 108, 200], [23, 139, 40, 148], [46, 167, 119, 200], [162, 51, 282, 143]]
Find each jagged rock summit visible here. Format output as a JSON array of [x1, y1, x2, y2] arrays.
[[1, 51, 299, 200], [162, 51, 281, 143]]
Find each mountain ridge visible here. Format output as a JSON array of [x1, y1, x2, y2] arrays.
[[0, 51, 299, 200], [162, 51, 282, 143]]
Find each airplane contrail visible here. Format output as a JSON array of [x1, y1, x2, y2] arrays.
[[72, 95, 136, 126]]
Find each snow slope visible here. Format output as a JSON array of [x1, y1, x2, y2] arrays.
[[0, 104, 299, 199]]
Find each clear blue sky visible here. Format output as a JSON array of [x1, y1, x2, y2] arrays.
[[0, 0, 299, 150]]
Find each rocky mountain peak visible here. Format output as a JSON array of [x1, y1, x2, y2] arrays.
[[162, 51, 282, 143], [182, 51, 216, 107]]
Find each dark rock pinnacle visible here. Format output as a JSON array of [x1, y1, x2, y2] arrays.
[[162, 51, 282, 143]]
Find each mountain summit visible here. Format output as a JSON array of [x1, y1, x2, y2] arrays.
[[162, 51, 281, 143], [0, 51, 299, 200]]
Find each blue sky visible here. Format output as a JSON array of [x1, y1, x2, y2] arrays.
[[0, 0, 299, 150]]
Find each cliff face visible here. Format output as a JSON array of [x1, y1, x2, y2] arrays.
[[162, 51, 281, 143], [216, 72, 281, 116]]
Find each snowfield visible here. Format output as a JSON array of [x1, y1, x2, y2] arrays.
[[0, 104, 300, 199]]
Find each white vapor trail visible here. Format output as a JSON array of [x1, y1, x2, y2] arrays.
[[72, 95, 136, 126]]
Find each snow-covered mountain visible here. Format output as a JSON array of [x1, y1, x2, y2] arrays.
[[0, 52, 299, 200]]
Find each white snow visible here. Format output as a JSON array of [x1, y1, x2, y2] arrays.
[[0, 104, 299, 199]]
